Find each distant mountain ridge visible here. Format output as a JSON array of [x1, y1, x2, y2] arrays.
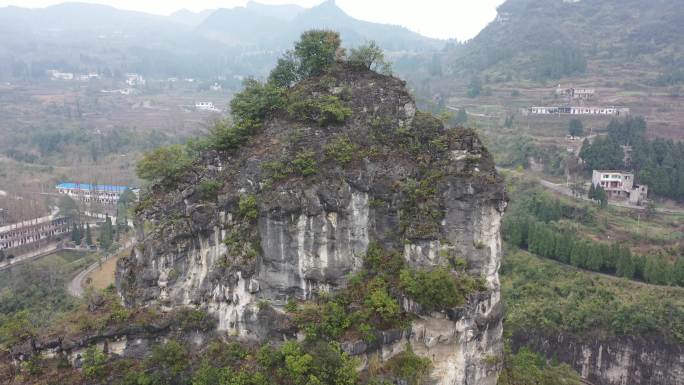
[[0, 2, 174, 32], [169, 9, 215, 27], [0, 1, 443, 81], [0, 1, 441, 51], [197, 0, 442, 51], [445, 0, 684, 80]]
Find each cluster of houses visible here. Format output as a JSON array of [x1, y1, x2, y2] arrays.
[[525, 85, 630, 116], [47, 70, 147, 87]]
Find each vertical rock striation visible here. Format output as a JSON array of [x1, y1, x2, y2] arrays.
[[512, 332, 684, 385], [117, 66, 506, 384]]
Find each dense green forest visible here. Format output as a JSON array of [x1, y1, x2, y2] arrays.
[[442, 0, 684, 81], [3, 125, 176, 165], [502, 182, 684, 287], [580, 116, 684, 200], [0, 251, 99, 346], [501, 250, 684, 344]]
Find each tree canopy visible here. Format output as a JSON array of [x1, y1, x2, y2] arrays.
[[568, 119, 584, 137]]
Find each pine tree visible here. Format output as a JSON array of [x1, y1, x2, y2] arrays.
[[568, 119, 584, 137], [554, 235, 572, 263], [644, 255, 671, 285], [85, 223, 93, 246], [604, 243, 620, 273], [616, 250, 635, 279], [673, 258, 684, 287], [570, 241, 585, 268], [633, 255, 647, 280], [504, 217, 524, 247], [454, 108, 468, 125], [71, 223, 82, 244], [586, 244, 603, 271], [99, 215, 114, 250], [594, 185, 608, 209], [588, 183, 595, 200]]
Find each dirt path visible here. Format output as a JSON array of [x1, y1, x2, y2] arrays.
[[498, 167, 684, 215], [537, 178, 684, 214]]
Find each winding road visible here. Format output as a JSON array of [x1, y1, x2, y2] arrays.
[[67, 238, 136, 298], [0, 243, 59, 272], [537, 178, 684, 215]]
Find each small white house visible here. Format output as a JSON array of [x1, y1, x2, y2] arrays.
[[47, 70, 74, 80], [195, 102, 220, 112], [125, 73, 146, 87]]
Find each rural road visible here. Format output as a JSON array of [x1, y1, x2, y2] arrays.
[[67, 256, 105, 297], [537, 178, 684, 214], [0, 243, 59, 272], [67, 238, 136, 298], [497, 166, 684, 215]]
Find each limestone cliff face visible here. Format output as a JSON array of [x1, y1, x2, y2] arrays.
[[512, 332, 684, 385], [117, 67, 506, 385]]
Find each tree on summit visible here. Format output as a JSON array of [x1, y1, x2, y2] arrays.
[[269, 30, 342, 87], [348, 40, 392, 74], [137, 30, 391, 190]]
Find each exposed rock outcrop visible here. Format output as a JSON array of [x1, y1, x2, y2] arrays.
[[512, 332, 684, 385], [117, 66, 506, 385]]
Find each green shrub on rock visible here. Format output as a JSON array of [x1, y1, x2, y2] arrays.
[[287, 95, 352, 126], [324, 135, 359, 166], [386, 346, 432, 385], [136, 144, 192, 186], [198, 180, 221, 201], [175, 307, 217, 332], [399, 268, 472, 311], [292, 150, 318, 177], [238, 194, 259, 221]]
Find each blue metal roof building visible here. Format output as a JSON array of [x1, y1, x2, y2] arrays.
[[56, 182, 133, 193]]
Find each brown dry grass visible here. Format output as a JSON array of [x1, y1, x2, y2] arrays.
[[85, 256, 119, 290]]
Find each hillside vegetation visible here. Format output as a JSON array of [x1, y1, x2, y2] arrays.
[[444, 0, 684, 81]]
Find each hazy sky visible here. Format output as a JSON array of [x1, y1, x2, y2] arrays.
[[0, 0, 506, 40]]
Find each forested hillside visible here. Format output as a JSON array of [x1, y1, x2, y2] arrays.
[[0, 1, 441, 82], [443, 0, 684, 81]]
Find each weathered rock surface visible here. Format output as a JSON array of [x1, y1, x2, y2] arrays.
[[512, 332, 684, 385], [117, 66, 506, 385]]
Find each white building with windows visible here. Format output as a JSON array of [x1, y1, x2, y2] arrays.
[[528, 106, 629, 116], [56, 182, 138, 206], [591, 170, 648, 204]]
